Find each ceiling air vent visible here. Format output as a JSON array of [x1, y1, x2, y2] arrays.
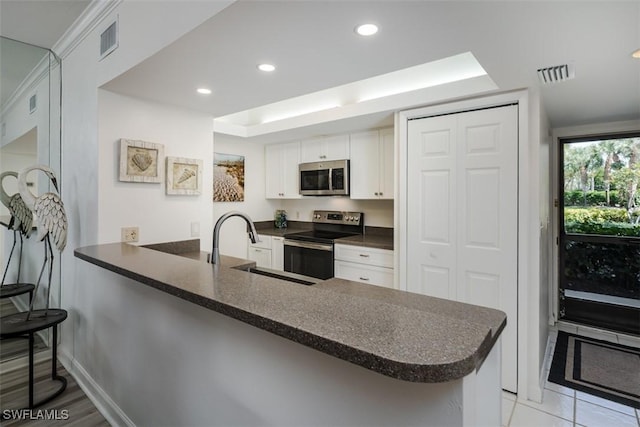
[[29, 94, 37, 114], [100, 18, 118, 60], [537, 63, 574, 85]]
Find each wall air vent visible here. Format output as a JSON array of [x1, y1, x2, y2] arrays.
[[100, 18, 118, 60], [29, 94, 37, 114], [537, 63, 575, 85]]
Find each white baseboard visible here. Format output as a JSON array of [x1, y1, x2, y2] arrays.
[[58, 348, 135, 427]]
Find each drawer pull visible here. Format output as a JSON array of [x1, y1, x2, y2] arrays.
[[359, 254, 370, 258], [359, 277, 369, 281]]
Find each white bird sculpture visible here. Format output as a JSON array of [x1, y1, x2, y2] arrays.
[[17, 164, 67, 317], [0, 171, 33, 286]]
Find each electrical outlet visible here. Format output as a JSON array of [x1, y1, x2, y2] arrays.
[[121, 226, 139, 242]]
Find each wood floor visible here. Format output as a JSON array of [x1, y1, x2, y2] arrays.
[[1, 298, 110, 426], [0, 359, 111, 426]]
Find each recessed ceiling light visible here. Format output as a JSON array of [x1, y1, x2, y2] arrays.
[[258, 63, 276, 72], [355, 23, 378, 36], [632, 49, 640, 59], [197, 88, 212, 95]]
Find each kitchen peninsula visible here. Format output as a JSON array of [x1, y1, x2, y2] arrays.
[[75, 241, 506, 426]]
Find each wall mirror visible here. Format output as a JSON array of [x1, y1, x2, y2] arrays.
[[0, 36, 62, 362]]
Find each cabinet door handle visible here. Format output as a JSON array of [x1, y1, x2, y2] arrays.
[[359, 254, 370, 258], [254, 249, 262, 252], [359, 277, 370, 281], [374, 192, 379, 196], [379, 192, 383, 196]]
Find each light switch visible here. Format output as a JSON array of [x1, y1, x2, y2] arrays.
[[191, 221, 200, 237]]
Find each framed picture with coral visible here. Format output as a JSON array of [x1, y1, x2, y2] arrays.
[[213, 152, 245, 202], [166, 156, 203, 195], [119, 139, 164, 183]]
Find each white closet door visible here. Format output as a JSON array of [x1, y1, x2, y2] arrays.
[[406, 105, 518, 393], [407, 114, 458, 300]]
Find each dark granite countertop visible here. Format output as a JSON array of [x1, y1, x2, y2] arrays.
[[74, 242, 505, 383], [255, 222, 394, 250]]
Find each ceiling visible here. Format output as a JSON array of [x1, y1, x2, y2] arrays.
[[2, 1, 639, 143], [0, 0, 89, 108], [0, 0, 89, 49]]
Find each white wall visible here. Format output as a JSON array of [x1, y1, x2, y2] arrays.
[[212, 133, 277, 258], [58, 2, 233, 421], [98, 90, 214, 250], [530, 89, 552, 399]]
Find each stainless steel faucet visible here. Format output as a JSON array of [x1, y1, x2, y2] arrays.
[[210, 211, 260, 264]]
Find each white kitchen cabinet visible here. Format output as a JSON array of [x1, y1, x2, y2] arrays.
[[271, 236, 284, 271], [300, 134, 350, 163], [248, 247, 272, 268], [349, 128, 394, 199], [248, 234, 272, 268], [248, 234, 285, 271], [334, 244, 394, 288], [265, 142, 301, 199]]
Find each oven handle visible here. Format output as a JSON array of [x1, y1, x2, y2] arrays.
[[284, 239, 333, 252]]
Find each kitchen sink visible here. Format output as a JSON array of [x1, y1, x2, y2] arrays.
[[234, 266, 318, 286]]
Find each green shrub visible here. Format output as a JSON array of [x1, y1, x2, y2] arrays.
[[564, 207, 629, 223], [564, 190, 621, 206], [565, 220, 640, 237]]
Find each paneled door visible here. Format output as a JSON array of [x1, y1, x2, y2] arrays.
[[406, 105, 518, 392]]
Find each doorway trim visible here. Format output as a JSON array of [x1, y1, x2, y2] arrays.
[[550, 119, 640, 328]]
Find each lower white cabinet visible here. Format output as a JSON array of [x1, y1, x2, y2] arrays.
[[248, 246, 272, 268], [334, 244, 394, 288], [248, 234, 284, 271], [248, 234, 272, 268]]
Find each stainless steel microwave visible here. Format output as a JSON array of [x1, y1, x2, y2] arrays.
[[299, 159, 349, 196]]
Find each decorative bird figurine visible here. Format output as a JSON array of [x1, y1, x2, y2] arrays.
[[17, 164, 67, 317], [0, 171, 33, 286]]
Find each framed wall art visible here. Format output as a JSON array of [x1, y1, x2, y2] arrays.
[[119, 139, 164, 183], [166, 156, 203, 195], [213, 152, 245, 202]]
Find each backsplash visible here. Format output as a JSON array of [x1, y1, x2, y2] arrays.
[[279, 199, 393, 228]]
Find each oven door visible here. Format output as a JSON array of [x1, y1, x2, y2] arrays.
[[284, 239, 334, 280]]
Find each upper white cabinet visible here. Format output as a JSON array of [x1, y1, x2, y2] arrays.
[[300, 134, 350, 163], [265, 141, 301, 199], [349, 128, 394, 199]]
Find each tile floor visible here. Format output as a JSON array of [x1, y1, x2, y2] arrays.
[[502, 328, 640, 427]]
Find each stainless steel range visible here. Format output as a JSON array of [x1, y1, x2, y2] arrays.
[[284, 210, 364, 280]]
